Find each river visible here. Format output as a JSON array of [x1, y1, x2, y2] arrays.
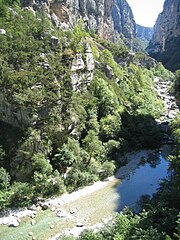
[[0, 145, 171, 240]]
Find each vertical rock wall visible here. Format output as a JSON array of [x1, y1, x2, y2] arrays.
[[147, 0, 180, 70], [21, 0, 136, 41]]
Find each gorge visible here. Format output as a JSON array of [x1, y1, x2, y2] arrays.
[[0, 0, 179, 239]]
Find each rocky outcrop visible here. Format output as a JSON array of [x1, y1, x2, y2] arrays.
[[21, 0, 136, 41], [71, 43, 94, 91], [154, 77, 179, 144], [0, 90, 36, 128], [147, 0, 180, 71], [0, 29, 6, 35], [136, 25, 153, 41], [154, 77, 179, 123], [0, 77, 61, 129]]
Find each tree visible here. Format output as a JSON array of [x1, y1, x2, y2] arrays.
[[83, 130, 105, 163], [0, 167, 10, 191], [99, 161, 116, 179], [0, 0, 8, 18], [9, 182, 34, 207], [52, 144, 76, 172], [92, 78, 119, 118], [32, 153, 52, 175], [0, 145, 5, 164], [0, 168, 11, 209], [100, 114, 121, 141], [79, 229, 103, 240]]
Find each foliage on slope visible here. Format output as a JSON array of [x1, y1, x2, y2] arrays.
[[61, 114, 180, 240], [0, 3, 173, 209]]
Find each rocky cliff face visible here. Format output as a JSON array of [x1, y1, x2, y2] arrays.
[[147, 0, 180, 71], [136, 24, 153, 41], [21, 0, 136, 40], [71, 43, 95, 91]]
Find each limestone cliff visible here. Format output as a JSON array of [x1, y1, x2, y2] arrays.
[[147, 0, 180, 71], [21, 0, 136, 40], [136, 24, 153, 42], [71, 43, 95, 91]]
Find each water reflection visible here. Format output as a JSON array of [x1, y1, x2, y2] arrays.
[[116, 146, 171, 212], [139, 151, 161, 168]]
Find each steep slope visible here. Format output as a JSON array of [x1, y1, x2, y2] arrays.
[[21, 0, 136, 40], [136, 24, 153, 41], [0, 1, 173, 209], [147, 0, 180, 71]]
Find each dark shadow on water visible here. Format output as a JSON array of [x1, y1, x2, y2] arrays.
[[139, 151, 161, 168]]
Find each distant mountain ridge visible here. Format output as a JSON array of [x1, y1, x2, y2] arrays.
[[147, 0, 180, 71], [136, 24, 153, 41]]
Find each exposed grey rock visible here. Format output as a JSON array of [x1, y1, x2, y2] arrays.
[[27, 205, 37, 211], [51, 12, 60, 27], [24, 6, 36, 15], [154, 76, 179, 126], [0, 29, 6, 35], [71, 45, 95, 91], [51, 207, 56, 212], [71, 53, 85, 72], [8, 219, 20, 227], [103, 65, 114, 78], [8, 7, 18, 16], [85, 43, 94, 71], [41, 203, 50, 210], [149, 0, 180, 52], [0, 90, 36, 128], [31, 219, 36, 225], [136, 25, 153, 41], [56, 210, 68, 218], [51, 36, 59, 48], [76, 222, 84, 227], [21, 0, 136, 41], [70, 208, 77, 214], [147, 0, 180, 70], [28, 232, 34, 236], [112, 0, 136, 39]]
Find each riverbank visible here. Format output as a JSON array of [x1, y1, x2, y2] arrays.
[[0, 146, 171, 240], [0, 149, 154, 226]]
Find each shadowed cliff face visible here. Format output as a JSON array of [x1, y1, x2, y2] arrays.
[[147, 0, 180, 71], [21, 0, 136, 40]]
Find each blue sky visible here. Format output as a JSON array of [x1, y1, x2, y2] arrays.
[[126, 0, 165, 27]]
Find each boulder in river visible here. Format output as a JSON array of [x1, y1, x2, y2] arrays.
[[31, 219, 36, 225], [8, 219, 20, 227], [70, 208, 77, 214], [28, 231, 34, 236], [76, 222, 84, 227], [41, 203, 50, 210], [56, 210, 68, 218]]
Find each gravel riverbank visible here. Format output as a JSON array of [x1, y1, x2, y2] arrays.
[[0, 149, 152, 226]]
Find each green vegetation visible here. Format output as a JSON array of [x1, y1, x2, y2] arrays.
[[0, 2, 179, 240], [60, 113, 180, 240], [0, 3, 175, 210]]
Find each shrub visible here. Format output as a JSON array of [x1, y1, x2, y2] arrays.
[[9, 182, 34, 207], [65, 169, 97, 191], [99, 161, 116, 179]]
